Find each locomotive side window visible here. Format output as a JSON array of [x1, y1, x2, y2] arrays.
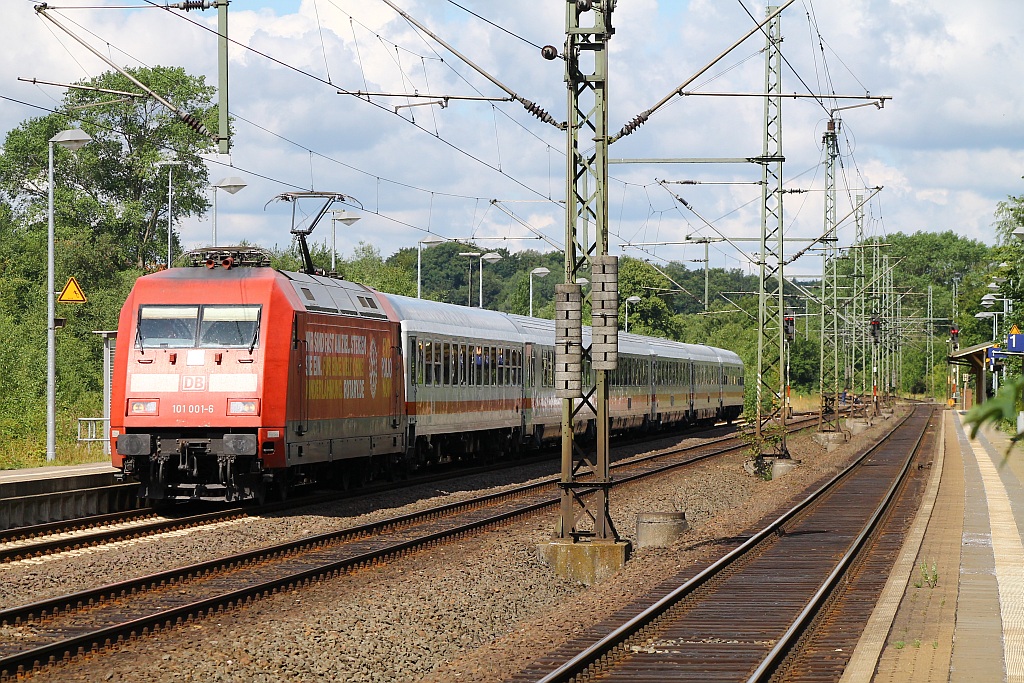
[[137, 306, 199, 348], [198, 306, 261, 348]]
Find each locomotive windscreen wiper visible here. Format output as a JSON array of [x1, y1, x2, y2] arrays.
[[135, 317, 145, 354], [248, 324, 259, 354]]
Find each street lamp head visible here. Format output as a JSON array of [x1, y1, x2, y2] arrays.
[[1014, 227, 1024, 242], [576, 277, 589, 286], [419, 235, 444, 246], [627, 295, 641, 304], [482, 252, 502, 264], [215, 176, 247, 194], [975, 311, 994, 319], [332, 209, 361, 227], [458, 251, 481, 257], [531, 266, 550, 277], [50, 128, 92, 151], [981, 293, 996, 308]]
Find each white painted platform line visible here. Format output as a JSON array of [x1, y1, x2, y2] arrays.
[[971, 436, 1024, 682]]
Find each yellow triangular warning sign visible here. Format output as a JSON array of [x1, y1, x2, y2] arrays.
[[57, 277, 87, 304], [1011, 324, 1021, 335]]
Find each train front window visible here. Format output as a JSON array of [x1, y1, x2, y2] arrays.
[[137, 306, 199, 348], [137, 305, 262, 349], [199, 306, 261, 348]]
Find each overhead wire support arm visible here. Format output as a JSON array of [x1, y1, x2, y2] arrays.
[[376, 0, 565, 129], [33, 4, 214, 140], [610, 0, 795, 143]]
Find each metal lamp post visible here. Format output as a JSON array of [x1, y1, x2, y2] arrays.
[[458, 252, 480, 306], [480, 252, 502, 308], [529, 266, 550, 317], [330, 210, 361, 275], [417, 236, 444, 298], [212, 176, 246, 246], [157, 160, 181, 267], [976, 310, 1000, 393], [47, 128, 92, 461], [625, 295, 641, 332]]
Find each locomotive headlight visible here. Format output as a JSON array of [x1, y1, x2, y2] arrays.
[[128, 399, 159, 415], [227, 399, 260, 416]]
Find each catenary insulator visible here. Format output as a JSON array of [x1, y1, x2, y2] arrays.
[[179, 112, 211, 137], [169, 1, 213, 11], [519, 98, 559, 128], [620, 112, 648, 136]]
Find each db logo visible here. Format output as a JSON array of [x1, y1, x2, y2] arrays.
[[182, 376, 207, 391]]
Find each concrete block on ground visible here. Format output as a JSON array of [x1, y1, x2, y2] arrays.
[[846, 418, 871, 435], [537, 538, 631, 585], [636, 512, 688, 548], [812, 431, 846, 452], [770, 458, 799, 478]]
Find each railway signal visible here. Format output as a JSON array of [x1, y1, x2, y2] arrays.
[[950, 324, 959, 349], [870, 317, 881, 344], [783, 315, 796, 342]]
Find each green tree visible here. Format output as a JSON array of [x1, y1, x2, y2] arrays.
[[0, 66, 217, 269], [0, 66, 216, 462]]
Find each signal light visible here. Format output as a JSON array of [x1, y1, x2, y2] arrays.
[[783, 316, 796, 342], [950, 325, 959, 348], [870, 317, 881, 344]]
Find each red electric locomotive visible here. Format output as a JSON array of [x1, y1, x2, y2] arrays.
[[110, 247, 407, 501], [110, 196, 744, 503]]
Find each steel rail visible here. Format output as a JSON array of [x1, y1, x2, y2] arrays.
[[0, 420, 815, 679], [533, 408, 919, 683], [0, 417, 800, 563], [747, 405, 934, 681]]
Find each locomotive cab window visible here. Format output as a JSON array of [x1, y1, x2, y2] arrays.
[[136, 305, 261, 349], [198, 306, 261, 348]]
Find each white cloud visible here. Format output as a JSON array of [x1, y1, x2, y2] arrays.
[[3, 0, 1021, 267]]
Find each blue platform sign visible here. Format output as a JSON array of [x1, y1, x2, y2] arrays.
[[1008, 331, 1024, 354]]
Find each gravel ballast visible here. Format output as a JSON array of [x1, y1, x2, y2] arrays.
[[10, 414, 906, 682]]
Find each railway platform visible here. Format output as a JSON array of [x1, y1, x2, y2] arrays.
[[0, 461, 134, 530], [843, 409, 1024, 682]]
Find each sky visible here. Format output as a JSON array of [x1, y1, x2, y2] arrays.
[[4, 0, 1023, 278]]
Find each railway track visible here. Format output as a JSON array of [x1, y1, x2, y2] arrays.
[[513, 404, 936, 683], [0, 417, 782, 564], [0, 417, 816, 680]]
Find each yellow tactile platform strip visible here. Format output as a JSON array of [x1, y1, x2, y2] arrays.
[[972, 429, 1024, 681]]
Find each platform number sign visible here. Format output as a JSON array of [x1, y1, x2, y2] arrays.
[[57, 277, 87, 304]]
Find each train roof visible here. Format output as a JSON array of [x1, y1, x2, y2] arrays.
[[378, 293, 523, 343], [140, 265, 743, 366]]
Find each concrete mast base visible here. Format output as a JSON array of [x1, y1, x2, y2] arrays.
[[537, 538, 631, 586]]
